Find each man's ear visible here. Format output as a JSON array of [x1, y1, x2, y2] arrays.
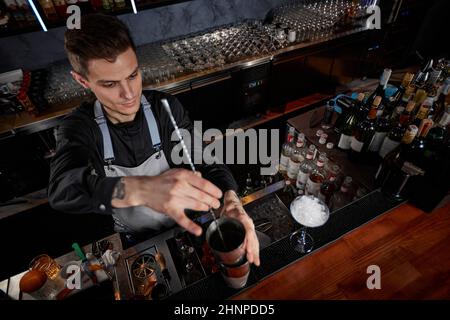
[[71, 71, 90, 89]]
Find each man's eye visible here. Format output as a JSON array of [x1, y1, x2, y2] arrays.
[[103, 83, 116, 88], [129, 73, 138, 80]]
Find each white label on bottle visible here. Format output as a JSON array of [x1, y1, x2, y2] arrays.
[[279, 154, 289, 170], [350, 137, 364, 152], [296, 171, 309, 189], [368, 132, 387, 152], [305, 179, 321, 197], [287, 160, 301, 179], [378, 138, 400, 158], [338, 134, 352, 149]]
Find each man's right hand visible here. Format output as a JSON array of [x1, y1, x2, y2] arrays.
[[111, 169, 223, 236]]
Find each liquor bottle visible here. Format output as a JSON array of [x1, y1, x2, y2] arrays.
[[398, 100, 416, 127], [329, 176, 353, 211], [354, 92, 369, 121], [38, 0, 59, 22], [286, 135, 306, 182], [279, 132, 295, 175], [334, 95, 358, 134], [4, 0, 26, 27], [321, 100, 334, 129], [366, 68, 392, 106], [368, 111, 391, 155], [349, 96, 381, 161], [389, 73, 415, 106], [113, 0, 125, 9], [414, 97, 434, 126], [296, 145, 315, 193], [433, 78, 450, 122], [403, 119, 434, 169], [378, 101, 416, 158], [318, 175, 337, 206], [375, 125, 419, 186], [337, 93, 364, 151], [241, 173, 254, 197], [305, 153, 327, 197], [15, 0, 36, 26], [52, 0, 67, 19], [427, 111, 450, 145]]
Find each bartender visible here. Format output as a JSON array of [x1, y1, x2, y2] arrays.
[[48, 14, 259, 266]]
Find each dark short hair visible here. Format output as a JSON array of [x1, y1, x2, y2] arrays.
[[64, 14, 136, 78]]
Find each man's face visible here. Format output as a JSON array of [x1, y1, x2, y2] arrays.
[[72, 47, 142, 123]]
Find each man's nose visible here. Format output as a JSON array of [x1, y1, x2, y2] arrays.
[[120, 82, 134, 100]]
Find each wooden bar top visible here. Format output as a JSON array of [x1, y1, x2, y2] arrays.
[[234, 201, 450, 299]]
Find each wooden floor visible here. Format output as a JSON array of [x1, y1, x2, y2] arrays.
[[234, 201, 450, 299]]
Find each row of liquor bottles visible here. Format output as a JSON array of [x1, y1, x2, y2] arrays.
[[334, 58, 449, 164], [0, 0, 129, 31], [279, 128, 365, 211]]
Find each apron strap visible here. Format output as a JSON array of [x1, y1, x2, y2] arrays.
[[94, 94, 162, 164], [141, 95, 162, 151], [94, 100, 115, 164]]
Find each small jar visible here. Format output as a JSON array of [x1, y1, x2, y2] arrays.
[[316, 129, 324, 137], [287, 30, 297, 43], [319, 133, 328, 144]]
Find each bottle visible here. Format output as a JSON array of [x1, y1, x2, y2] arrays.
[[398, 100, 416, 127], [329, 176, 353, 211], [4, 0, 26, 27], [241, 173, 253, 197], [349, 96, 381, 161], [337, 93, 364, 151], [378, 113, 410, 159], [286, 135, 306, 181], [366, 68, 392, 106], [318, 175, 337, 206], [281, 179, 297, 203], [52, 0, 67, 19], [427, 111, 450, 145], [113, 0, 125, 9], [15, 0, 36, 26], [387, 73, 415, 110], [296, 145, 315, 193], [368, 112, 391, 155], [414, 97, 434, 126], [305, 153, 327, 197], [354, 92, 369, 121], [334, 95, 357, 134], [433, 78, 450, 122], [321, 101, 334, 129], [279, 132, 295, 175], [375, 125, 419, 186], [38, 0, 59, 22], [402, 119, 434, 169]]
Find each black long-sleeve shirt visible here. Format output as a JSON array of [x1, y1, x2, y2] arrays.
[[48, 90, 238, 215]]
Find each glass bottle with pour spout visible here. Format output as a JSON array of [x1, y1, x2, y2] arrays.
[[305, 153, 328, 197]]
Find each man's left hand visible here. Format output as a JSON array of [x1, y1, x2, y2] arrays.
[[220, 190, 260, 266]]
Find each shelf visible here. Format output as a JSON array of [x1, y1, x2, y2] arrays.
[[0, 0, 193, 39], [0, 26, 370, 139]]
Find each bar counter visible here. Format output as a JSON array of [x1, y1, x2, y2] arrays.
[[234, 201, 450, 299]]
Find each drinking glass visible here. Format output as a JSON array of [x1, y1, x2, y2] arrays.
[[289, 195, 330, 253]]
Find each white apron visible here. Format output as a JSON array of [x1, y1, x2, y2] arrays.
[[94, 95, 176, 234]]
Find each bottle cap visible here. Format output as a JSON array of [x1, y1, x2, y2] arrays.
[[326, 142, 334, 149], [316, 129, 324, 137]]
